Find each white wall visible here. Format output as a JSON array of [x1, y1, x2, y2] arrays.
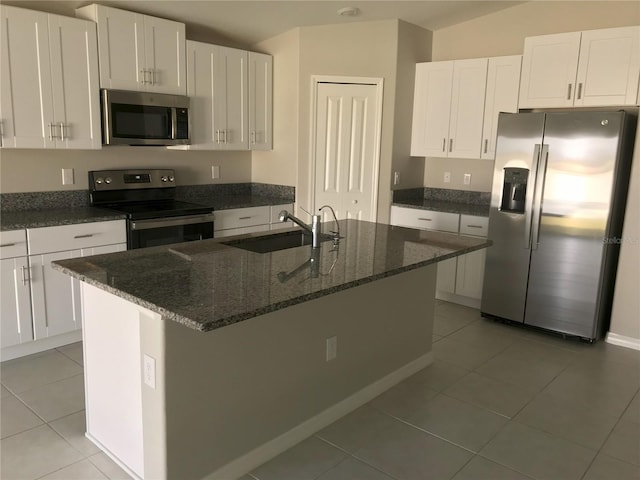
[[425, 0, 640, 192]]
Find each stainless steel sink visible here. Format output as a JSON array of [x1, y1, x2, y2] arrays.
[[222, 230, 329, 253]]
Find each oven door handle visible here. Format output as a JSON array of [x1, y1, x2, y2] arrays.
[[130, 213, 214, 231]]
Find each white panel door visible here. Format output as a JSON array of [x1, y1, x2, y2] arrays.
[[575, 26, 640, 106], [144, 15, 186, 95], [481, 55, 522, 159], [519, 32, 581, 108], [214, 46, 248, 150], [436, 258, 457, 295], [186, 40, 216, 148], [48, 15, 101, 149], [248, 51, 273, 150], [455, 249, 486, 299], [410, 61, 453, 157], [0, 6, 54, 148], [93, 5, 145, 91], [0, 257, 33, 348], [315, 82, 379, 221], [448, 58, 488, 159]]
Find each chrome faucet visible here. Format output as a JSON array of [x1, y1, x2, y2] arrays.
[[279, 210, 323, 248]]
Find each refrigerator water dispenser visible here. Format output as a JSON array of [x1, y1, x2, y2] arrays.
[[500, 167, 528, 213]]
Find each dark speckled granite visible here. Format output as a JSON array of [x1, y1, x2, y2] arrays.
[[176, 183, 294, 210], [52, 219, 491, 333], [393, 188, 490, 217], [1, 190, 90, 211], [1, 208, 126, 231]]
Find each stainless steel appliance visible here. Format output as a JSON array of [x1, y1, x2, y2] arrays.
[[481, 111, 636, 341], [89, 169, 213, 249], [101, 90, 190, 146]]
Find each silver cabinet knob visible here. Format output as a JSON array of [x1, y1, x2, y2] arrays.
[[161, 176, 168, 182], [95, 177, 104, 184], [104, 177, 112, 184], [168, 175, 175, 182], [352, 200, 358, 205]]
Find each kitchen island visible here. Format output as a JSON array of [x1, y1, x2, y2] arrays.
[[53, 219, 490, 480]]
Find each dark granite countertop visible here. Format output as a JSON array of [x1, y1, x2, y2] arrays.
[[180, 193, 294, 211], [1, 208, 127, 231], [392, 199, 490, 217], [53, 219, 491, 333]]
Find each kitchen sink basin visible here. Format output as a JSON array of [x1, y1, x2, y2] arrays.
[[222, 230, 329, 253]]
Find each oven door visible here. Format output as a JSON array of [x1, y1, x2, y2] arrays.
[[128, 213, 214, 249]]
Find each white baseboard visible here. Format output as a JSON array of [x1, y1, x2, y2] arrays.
[[436, 291, 481, 309], [86, 433, 143, 480], [1, 330, 82, 362], [204, 351, 434, 480], [606, 332, 640, 351]]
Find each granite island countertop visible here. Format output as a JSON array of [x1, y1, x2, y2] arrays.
[[0, 207, 127, 231], [52, 219, 491, 333]]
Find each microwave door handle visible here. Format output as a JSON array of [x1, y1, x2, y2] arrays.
[[130, 213, 214, 231], [171, 108, 177, 140]]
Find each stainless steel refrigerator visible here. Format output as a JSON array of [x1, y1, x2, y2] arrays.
[[481, 111, 636, 341]]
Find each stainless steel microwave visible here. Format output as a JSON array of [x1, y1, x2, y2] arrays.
[[100, 89, 190, 146]]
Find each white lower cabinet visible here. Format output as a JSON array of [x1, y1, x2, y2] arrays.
[[1, 220, 126, 360], [214, 204, 293, 238], [390, 206, 488, 307]]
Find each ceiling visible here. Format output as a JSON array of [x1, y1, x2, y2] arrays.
[[4, 0, 525, 47]]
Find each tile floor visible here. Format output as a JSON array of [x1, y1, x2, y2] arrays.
[[1, 301, 639, 480]]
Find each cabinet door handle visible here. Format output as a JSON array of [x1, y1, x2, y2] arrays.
[[442, 138, 446, 152], [567, 83, 573, 100], [238, 216, 252, 220], [418, 217, 433, 222], [0, 119, 4, 147], [250, 131, 256, 145], [150, 69, 156, 85], [140, 70, 146, 84], [74, 234, 94, 239], [449, 138, 453, 152], [140, 69, 150, 85], [484, 139, 488, 154], [0, 243, 16, 247], [48, 123, 55, 140], [215, 130, 221, 144], [59, 122, 66, 141], [466, 224, 483, 229], [20, 265, 30, 286], [577, 83, 583, 100], [223, 130, 228, 144]]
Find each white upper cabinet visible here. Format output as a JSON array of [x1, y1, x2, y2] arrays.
[[248, 52, 273, 150], [411, 58, 488, 159], [77, 4, 186, 95], [0, 5, 100, 149], [481, 55, 522, 160], [520, 26, 640, 108]]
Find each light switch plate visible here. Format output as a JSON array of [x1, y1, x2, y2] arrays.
[[143, 354, 156, 389], [393, 171, 400, 186], [62, 168, 74, 185], [463, 173, 472, 185], [212, 165, 220, 179]]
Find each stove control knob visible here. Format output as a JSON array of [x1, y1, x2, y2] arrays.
[[104, 177, 112, 184], [95, 177, 103, 185], [161, 176, 168, 182], [168, 175, 175, 182]]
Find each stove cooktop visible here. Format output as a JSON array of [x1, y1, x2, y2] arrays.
[[103, 200, 213, 221]]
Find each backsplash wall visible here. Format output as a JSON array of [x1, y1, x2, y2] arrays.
[[0, 148, 254, 193], [423, 157, 494, 192]]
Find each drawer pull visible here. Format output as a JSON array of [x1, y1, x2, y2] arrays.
[[74, 234, 94, 239], [418, 218, 433, 222], [238, 216, 252, 220], [466, 225, 484, 229], [20, 265, 30, 286], [0, 243, 16, 247]]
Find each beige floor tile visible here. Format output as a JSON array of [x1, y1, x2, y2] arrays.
[[433, 314, 474, 337], [316, 457, 394, 480], [446, 321, 520, 352], [250, 436, 347, 480], [369, 376, 439, 421], [50, 410, 101, 456], [408, 360, 469, 392], [515, 392, 619, 450], [0, 394, 44, 439], [88, 452, 133, 480], [451, 455, 533, 480], [353, 415, 473, 480], [1, 350, 83, 393], [17, 374, 85, 422], [56, 341, 84, 366], [436, 302, 483, 324], [1, 384, 11, 398], [432, 337, 506, 371], [622, 391, 640, 424], [316, 405, 392, 454], [480, 421, 596, 480], [0, 424, 83, 479], [583, 453, 640, 480], [40, 459, 108, 479], [406, 394, 508, 452], [601, 419, 640, 466], [444, 372, 536, 418]]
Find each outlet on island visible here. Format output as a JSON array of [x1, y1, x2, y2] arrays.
[[326, 336, 337, 361], [444, 172, 451, 183]]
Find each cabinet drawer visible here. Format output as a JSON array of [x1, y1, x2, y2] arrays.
[[27, 220, 126, 255], [390, 207, 459, 233], [459, 215, 489, 237], [214, 206, 270, 231], [0, 230, 28, 259]]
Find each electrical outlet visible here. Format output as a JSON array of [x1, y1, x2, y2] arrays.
[[393, 171, 400, 186], [463, 173, 472, 185], [143, 354, 156, 389], [326, 336, 337, 361], [62, 168, 74, 185], [211, 165, 220, 179], [444, 172, 451, 183]]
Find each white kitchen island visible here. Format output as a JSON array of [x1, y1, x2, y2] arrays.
[[54, 219, 490, 480]]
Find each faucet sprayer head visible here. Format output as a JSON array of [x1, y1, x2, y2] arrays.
[[278, 210, 289, 223]]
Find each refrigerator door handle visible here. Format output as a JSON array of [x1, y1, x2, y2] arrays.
[[525, 144, 542, 250], [531, 144, 549, 250]]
